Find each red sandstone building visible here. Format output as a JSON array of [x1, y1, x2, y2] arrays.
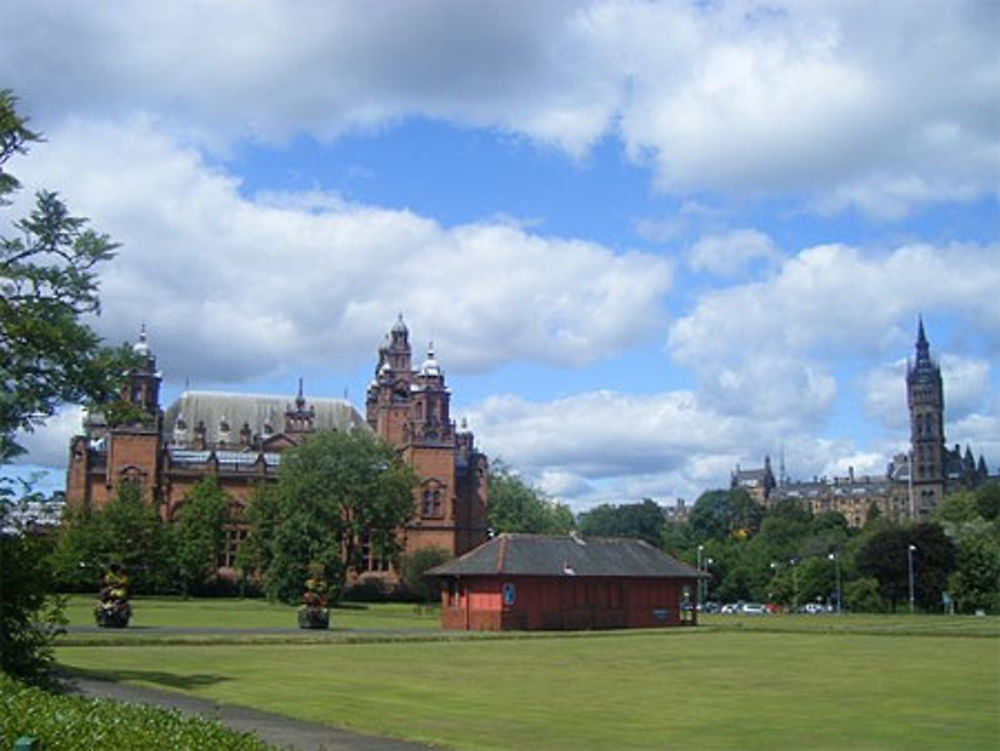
[[66, 317, 488, 577], [428, 533, 705, 630]]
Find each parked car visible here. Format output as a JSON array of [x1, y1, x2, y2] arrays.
[[720, 603, 740, 614], [741, 603, 768, 615]]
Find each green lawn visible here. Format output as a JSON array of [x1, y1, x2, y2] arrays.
[[56, 605, 1000, 750], [62, 594, 440, 631]]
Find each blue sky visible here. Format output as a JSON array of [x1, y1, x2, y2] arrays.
[[3, 1, 998, 509]]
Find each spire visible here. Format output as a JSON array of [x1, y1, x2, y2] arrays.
[[915, 316, 930, 364], [296, 377, 305, 409]]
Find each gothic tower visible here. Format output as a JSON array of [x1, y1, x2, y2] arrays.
[[906, 317, 945, 516], [366, 316, 488, 556]]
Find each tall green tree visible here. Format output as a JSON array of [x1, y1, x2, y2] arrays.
[[688, 488, 764, 544], [578, 498, 665, 547], [1, 91, 128, 681], [267, 430, 416, 603], [1, 92, 128, 464], [857, 521, 956, 612], [172, 476, 230, 596], [234, 482, 279, 586], [486, 460, 573, 535]]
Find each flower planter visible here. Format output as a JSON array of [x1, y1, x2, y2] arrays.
[[297, 606, 330, 630]]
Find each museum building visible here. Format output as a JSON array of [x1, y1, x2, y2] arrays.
[[65, 316, 489, 577]]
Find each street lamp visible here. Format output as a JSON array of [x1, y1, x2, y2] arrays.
[[704, 557, 714, 605], [790, 558, 799, 612], [697, 545, 704, 604], [828, 552, 842, 614], [908, 544, 917, 614]]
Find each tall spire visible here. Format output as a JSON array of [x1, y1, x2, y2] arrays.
[[296, 377, 305, 409], [913, 315, 932, 372]]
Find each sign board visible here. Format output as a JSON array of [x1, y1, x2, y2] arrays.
[[502, 582, 515, 607]]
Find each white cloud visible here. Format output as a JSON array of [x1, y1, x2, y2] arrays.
[[688, 228, 780, 277], [13, 406, 84, 470], [2, 1, 996, 214], [670, 242, 1000, 427], [861, 359, 908, 430], [15, 118, 672, 382]]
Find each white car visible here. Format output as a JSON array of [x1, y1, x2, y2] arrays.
[[741, 603, 767, 615]]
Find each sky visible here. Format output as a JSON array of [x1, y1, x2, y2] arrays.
[[2, 0, 998, 511]]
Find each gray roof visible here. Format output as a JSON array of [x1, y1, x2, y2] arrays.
[[428, 534, 706, 579], [164, 390, 370, 445]]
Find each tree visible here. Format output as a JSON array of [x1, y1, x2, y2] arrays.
[[234, 482, 280, 587], [843, 576, 887, 613], [486, 460, 573, 535], [1, 93, 129, 463], [172, 477, 230, 596], [1, 91, 126, 681], [688, 488, 764, 544], [266, 430, 416, 603], [0, 528, 65, 682], [947, 521, 1000, 614], [398, 546, 452, 603], [857, 521, 956, 612], [578, 499, 665, 547], [974, 481, 1000, 522]]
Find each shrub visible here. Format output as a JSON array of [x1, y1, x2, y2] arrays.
[[398, 546, 451, 603], [342, 577, 388, 603], [0, 532, 66, 683], [0, 673, 274, 750]]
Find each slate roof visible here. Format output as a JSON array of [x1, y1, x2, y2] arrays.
[[428, 533, 706, 579], [163, 391, 369, 445]]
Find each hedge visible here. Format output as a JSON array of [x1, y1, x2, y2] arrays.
[[0, 673, 275, 750]]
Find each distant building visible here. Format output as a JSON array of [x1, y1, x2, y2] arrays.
[[732, 319, 992, 526], [428, 533, 705, 630], [664, 498, 691, 524], [66, 317, 488, 579]]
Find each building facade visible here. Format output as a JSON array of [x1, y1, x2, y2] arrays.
[[66, 318, 488, 577], [731, 320, 992, 526]]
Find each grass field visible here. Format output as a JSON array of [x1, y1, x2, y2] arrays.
[[54, 600, 1000, 750], [62, 594, 440, 632]]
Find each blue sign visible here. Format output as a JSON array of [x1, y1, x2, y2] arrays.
[[502, 582, 515, 606]]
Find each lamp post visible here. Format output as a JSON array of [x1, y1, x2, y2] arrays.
[[697, 545, 704, 605], [790, 558, 799, 613], [908, 544, 917, 614], [704, 557, 714, 605], [828, 552, 842, 614]]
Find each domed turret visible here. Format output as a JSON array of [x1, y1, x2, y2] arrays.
[[421, 342, 442, 377]]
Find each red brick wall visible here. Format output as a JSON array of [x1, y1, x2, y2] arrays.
[[439, 575, 697, 631]]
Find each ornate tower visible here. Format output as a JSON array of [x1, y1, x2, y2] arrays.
[[366, 315, 414, 447], [67, 325, 164, 508], [365, 316, 488, 557], [906, 318, 945, 516]]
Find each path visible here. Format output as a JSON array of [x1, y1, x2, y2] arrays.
[[65, 673, 438, 751]]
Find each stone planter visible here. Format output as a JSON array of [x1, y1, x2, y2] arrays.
[[297, 606, 330, 630]]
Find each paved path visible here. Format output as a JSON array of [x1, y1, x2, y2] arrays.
[[66, 674, 437, 751]]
